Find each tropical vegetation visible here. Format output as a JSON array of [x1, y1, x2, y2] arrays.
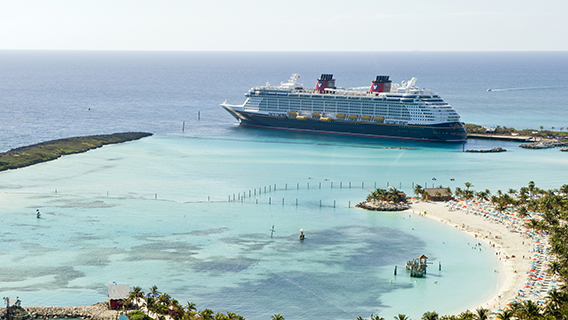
[[464, 123, 568, 139], [0, 132, 152, 171], [366, 187, 407, 203], [122, 286, 246, 320]]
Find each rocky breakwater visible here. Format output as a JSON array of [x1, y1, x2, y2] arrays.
[[20, 303, 118, 320], [520, 140, 568, 149], [356, 200, 410, 212], [464, 147, 507, 153]]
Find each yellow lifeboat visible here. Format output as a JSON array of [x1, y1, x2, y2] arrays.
[[348, 114, 359, 120], [336, 114, 346, 119], [361, 115, 372, 121], [312, 112, 321, 118], [374, 116, 385, 122], [297, 115, 308, 120], [319, 117, 331, 122], [288, 111, 298, 116]]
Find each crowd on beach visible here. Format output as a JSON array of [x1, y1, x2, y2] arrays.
[[445, 198, 560, 308]]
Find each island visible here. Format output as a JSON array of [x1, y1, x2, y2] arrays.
[[0, 132, 152, 172]]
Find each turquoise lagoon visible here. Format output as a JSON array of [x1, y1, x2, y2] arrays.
[[2, 130, 567, 319]]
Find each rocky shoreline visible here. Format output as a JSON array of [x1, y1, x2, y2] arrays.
[[355, 200, 410, 211], [519, 140, 568, 149], [464, 147, 507, 153], [1, 303, 118, 320]]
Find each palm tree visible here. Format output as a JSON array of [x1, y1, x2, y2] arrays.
[[271, 314, 285, 320], [517, 205, 528, 218], [457, 310, 473, 320], [129, 286, 145, 310], [495, 309, 513, 320], [200, 308, 214, 320], [149, 285, 161, 298], [158, 292, 171, 305], [454, 187, 463, 199], [414, 184, 423, 198], [185, 301, 197, 313], [476, 191, 488, 201], [560, 184, 568, 196], [473, 308, 489, 320], [370, 314, 385, 320], [516, 300, 541, 319], [464, 182, 473, 190], [170, 299, 184, 320], [421, 311, 438, 320], [528, 181, 536, 197], [393, 315, 409, 320], [548, 260, 562, 276]]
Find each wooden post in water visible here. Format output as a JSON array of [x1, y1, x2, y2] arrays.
[[198, 111, 200, 120], [182, 121, 185, 132]]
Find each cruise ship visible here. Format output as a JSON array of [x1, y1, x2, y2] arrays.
[[221, 74, 467, 142]]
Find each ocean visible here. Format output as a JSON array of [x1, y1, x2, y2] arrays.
[[1, 51, 567, 319]]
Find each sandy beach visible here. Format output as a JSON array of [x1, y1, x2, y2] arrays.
[[405, 200, 556, 313]]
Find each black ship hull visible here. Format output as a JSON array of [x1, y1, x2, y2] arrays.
[[223, 107, 467, 142]]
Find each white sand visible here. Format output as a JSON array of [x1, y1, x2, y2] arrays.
[[405, 200, 539, 313]]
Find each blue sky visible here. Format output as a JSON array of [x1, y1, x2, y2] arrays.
[[1, 0, 566, 51]]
